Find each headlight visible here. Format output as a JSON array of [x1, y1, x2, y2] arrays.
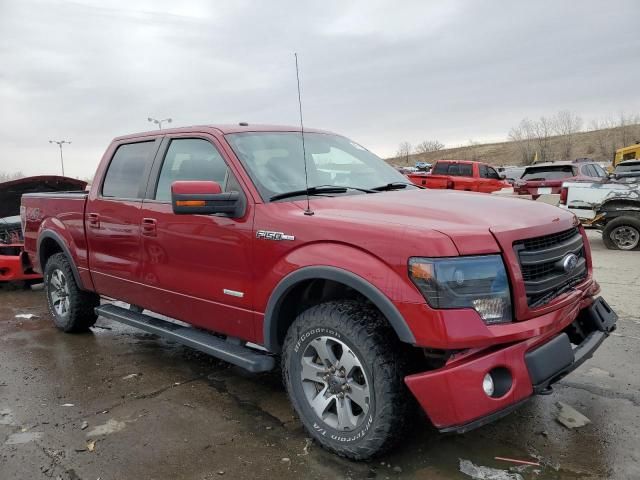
[[408, 255, 512, 324]]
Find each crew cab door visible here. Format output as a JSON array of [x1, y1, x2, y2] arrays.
[[137, 134, 255, 340], [86, 139, 160, 302]]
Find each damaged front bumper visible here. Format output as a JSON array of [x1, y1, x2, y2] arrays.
[[404, 296, 617, 433]]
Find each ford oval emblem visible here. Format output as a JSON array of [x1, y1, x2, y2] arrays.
[[562, 253, 579, 273]]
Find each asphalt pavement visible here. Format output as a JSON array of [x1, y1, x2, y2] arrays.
[[1, 230, 639, 480]]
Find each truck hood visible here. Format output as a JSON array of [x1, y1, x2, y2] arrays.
[[308, 189, 576, 254], [0, 176, 87, 218]]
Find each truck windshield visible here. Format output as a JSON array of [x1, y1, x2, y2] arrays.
[[225, 132, 413, 201], [521, 166, 575, 181], [615, 162, 640, 173]]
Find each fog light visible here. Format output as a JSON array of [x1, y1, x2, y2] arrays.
[[473, 298, 510, 324], [482, 373, 495, 397]]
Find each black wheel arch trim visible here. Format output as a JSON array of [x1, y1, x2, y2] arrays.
[[37, 230, 86, 290], [263, 266, 416, 353]]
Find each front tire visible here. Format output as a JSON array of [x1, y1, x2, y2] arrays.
[[602, 216, 640, 250], [282, 300, 411, 460], [44, 253, 99, 332]]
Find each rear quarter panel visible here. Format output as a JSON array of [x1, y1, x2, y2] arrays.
[[22, 194, 92, 288], [563, 181, 612, 220]]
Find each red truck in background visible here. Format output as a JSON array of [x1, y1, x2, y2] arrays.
[[21, 124, 617, 460], [407, 159, 510, 193], [514, 159, 607, 199], [0, 176, 86, 285]]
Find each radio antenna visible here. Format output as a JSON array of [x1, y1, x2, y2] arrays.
[[295, 53, 313, 216]]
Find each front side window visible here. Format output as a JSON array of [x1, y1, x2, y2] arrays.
[[225, 132, 412, 201], [155, 138, 234, 201], [592, 164, 607, 177], [486, 167, 501, 180], [102, 141, 156, 198]]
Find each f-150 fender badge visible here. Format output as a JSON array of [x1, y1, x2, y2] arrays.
[[256, 230, 295, 241]]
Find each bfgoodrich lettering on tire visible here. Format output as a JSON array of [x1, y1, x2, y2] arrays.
[[44, 253, 100, 333], [282, 300, 412, 460]]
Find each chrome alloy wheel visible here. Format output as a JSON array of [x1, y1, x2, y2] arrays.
[[49, 269, 70, 317], [610, 225, 639, 250], [300, 336, 371, 431]]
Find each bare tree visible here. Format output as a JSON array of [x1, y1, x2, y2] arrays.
[[590, 118, 617, 161], [414, 140, 444, 154], [0, 171, 25, 183], [616, 112, 640, 149], [589, 114, 640, 162], [533, 116, 554, 163], [395, 141, 412, 165], [509, 118, 537, 165], [465, 139, 481, 161], [553, 110, 583, 160]]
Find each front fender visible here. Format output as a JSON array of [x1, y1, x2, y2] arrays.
[[260, 242, 423, 352]]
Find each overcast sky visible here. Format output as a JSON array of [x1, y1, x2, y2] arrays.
[[1, 0, 639, 179]]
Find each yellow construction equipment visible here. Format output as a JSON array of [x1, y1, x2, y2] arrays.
[[613, 143, 640, 169]]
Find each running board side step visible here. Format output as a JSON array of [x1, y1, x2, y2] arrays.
[[95, 304, 275, 373]]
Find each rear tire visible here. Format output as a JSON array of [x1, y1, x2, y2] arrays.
[[44, 253, 99, 332], [602, 216, 640, 250], [282, 300, 412, 460]]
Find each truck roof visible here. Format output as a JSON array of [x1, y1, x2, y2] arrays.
[[434, 159, 476, 164], [525, 161, 575, 168], [114, 124, 334, 141]]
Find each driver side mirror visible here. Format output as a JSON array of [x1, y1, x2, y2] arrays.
[[171, 181, 245, 217]]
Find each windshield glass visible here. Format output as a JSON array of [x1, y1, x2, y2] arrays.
[[225, 132, 412, 201], [616, 162, 640, 173], [521, 166, 575, 181]]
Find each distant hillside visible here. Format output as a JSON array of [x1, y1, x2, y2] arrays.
[[388, 123, 640, 167]]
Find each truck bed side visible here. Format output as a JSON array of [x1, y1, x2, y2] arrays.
[[562, 181, 638, 220], [22, 192, 94, 290]]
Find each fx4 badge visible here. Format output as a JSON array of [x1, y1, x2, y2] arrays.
[[256, 230, 295, 241]]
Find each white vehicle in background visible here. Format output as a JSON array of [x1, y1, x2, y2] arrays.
[[560, 180, 640, 250]]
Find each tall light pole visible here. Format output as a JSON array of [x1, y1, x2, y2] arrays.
[[148, 117, 172, 130], [49, 140, 71, 176]]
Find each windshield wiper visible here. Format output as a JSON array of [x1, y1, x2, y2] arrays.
[[372, 181, 423, 191], [269, 185, 377, 202]]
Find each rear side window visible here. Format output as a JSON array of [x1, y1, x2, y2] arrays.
[[155, 138, 232, 201], [102, 142, 155, 198]]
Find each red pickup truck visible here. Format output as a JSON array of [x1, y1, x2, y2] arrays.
[[407, 159, 510, 193], [22, 124, 616, 460]]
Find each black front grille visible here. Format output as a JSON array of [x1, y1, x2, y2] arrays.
[[520, 227, 580, 251], [514, 227, 587, 308]]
